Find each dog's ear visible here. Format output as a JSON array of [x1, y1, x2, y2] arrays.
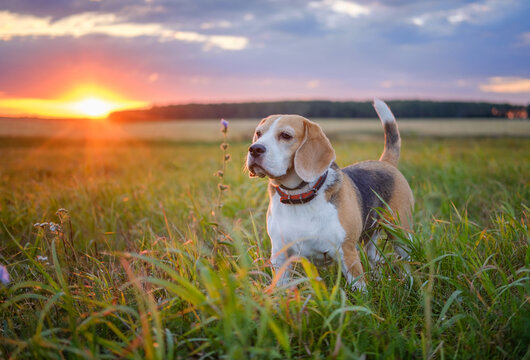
[[294, 120, 335, 182]]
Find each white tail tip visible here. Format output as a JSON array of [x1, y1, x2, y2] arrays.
[[373, 97, 396, 124]]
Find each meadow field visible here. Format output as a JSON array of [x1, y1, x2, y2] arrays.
[[1, 118, 530, 141], [0, 120, 529, 359]]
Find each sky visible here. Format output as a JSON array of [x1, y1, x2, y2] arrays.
[[0, 0, 529, 117]]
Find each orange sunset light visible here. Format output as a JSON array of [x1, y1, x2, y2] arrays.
[[72, 97, 116, 118], [0, 84, 148, 119]]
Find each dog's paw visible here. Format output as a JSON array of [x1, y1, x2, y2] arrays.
[[351, 279, 367, 293]]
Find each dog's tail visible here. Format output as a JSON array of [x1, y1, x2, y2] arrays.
[[373, 98, 401, 167]]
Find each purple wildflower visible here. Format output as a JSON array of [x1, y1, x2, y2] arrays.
[[0, 265, 9, 285], [221, 118, 229, 130]]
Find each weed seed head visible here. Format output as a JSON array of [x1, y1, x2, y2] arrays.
[[33, 221, 62, 233], [215, 118, 230, 213]]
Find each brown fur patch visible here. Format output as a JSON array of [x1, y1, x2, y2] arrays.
[[347, 160, 413, 228], [276, 116, 307, 156], [387, 173, 414, 230], [294, 120, 335, 182], [342, 236, 364, 280], [380, 122, 401, 166], [253, 115, 278, 142]]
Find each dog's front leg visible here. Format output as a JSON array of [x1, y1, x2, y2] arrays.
[[270, 250, 291, 287], [340, 239, 367, 292]]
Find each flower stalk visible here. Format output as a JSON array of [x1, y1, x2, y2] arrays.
[[215, 119, 230, 212]]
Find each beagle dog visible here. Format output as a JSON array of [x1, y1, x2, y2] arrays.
[[247, 99, 414, 291]]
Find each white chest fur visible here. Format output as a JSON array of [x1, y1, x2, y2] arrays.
[[267, 175, 346, 265]]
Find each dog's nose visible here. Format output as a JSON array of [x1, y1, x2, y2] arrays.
[[249, 144, 266, 157]]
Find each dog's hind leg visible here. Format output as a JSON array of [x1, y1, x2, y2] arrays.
[[364, 230, 384, 269], [391, 210, 413, 278]]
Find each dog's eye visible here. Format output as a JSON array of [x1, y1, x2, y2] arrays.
[[279, 132, 292, 141], [255, 130, 262, 139]]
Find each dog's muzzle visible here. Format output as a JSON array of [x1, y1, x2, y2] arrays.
[[248, 144, 266, 158], [248, 144, 268, 177], [248, 162, 266, 178]]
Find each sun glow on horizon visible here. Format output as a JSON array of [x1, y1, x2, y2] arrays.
[[71, 97, 125, 118], [0, 85, 148, 119]]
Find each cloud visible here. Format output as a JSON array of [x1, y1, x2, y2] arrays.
[[0, 10, 248, 50], [306, 80, 320, 89], [148, 73, 159, 83], [410, 0, 517, 33], [243, 14, 255, 21], [456, 79, 471, 88], [310, 0, 371, 18], [200, 20, 232, 30], [519, 32, 530, 46], [307, 0, 372, 29], [480, 77, 530, 93], [0, 1, 529, 106]]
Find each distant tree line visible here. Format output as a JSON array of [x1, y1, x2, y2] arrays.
[[108, 100, 530, 122]]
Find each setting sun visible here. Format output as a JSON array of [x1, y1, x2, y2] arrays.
[[0, 84, 148, 119], [72, 97, 115, 118], [71, 97, 126, 118]]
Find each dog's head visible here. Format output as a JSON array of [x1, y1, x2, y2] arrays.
[[247, 115, 335, 183]]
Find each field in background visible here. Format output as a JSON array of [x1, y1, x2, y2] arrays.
[[0, 133, 528, 358], [1, 118, 529, 141]]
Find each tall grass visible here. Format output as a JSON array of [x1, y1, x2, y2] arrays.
[[0, 137, 528, 359]]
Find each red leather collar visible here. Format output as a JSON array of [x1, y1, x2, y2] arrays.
[[272, 171, 328, 205]]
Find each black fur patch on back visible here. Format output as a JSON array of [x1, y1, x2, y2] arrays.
[[384, 122, 399, 148], [341, 165, 394, 230]]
